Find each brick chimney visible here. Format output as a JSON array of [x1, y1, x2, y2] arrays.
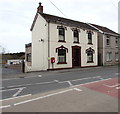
[[37, 2, 43, 13]]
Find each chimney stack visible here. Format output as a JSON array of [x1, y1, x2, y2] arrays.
[[37, 2, 43, 13]]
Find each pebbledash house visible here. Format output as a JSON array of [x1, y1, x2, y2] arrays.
[[25, 3, 99, 72]]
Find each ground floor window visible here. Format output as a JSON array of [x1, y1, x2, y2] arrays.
[[56, 45, 68, 64], [106, 52, 112, 61], [87, 52, 93, 63], [26, 53, 31, 62], [58, 49, 66, 63], [86, 47, 95, 63], [115, 52, 119, 61]]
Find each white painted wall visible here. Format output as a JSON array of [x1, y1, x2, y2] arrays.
[[30, 14, 98, 71], [31, 14, 48, 71], [49, 23, 98, 69]]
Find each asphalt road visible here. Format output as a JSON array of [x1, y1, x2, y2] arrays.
[[1, 66, 118, 100]]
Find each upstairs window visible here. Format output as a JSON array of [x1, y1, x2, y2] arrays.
[[88, 32, 92, 44], [106, 36, 110, 46], [58, 27, 65, 42], [115, 37, 118, 47], [73, 30, 79, 43]]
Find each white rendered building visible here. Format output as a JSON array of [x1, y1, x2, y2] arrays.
[[25, 3, 98, 72]]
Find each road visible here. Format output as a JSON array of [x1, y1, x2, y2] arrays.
[[1, 66, 118, 100], [1, 66, 119, 112]]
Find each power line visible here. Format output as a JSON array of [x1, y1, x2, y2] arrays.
[[48, 0, 67, 17]]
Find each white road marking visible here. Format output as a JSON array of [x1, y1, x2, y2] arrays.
[[116, 87, 120, 89], [67, 81, 73, 86], [115, 73, 119, 75], [0, 87, 26, 92], [38, 75, 42, 77], [7, 80, 56, 88], [99, 77, 104, 80], [0, 87, 4, 89], [14, 89, 73, 106], [12, 87, 25, 97], [72, 78, 112, 88], [73, 88, 82, 92], [0, 94, 32, 101], [54, 80, 59, 83], [71, 76, 101, 82], [59, 76, 101, 84], [103, 84, 120, 88], [0, 105, 11, 109]]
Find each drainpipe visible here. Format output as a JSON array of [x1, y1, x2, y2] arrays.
[[103, 33, 105, 66], [48, 20, 50, 70]]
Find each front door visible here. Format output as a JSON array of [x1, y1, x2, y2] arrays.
[[72, 46, 81, 67]]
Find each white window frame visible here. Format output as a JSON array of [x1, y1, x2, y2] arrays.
[[115, 52, 119, 61], [106, 36, 110, 46], [106, 52, 112, 61]]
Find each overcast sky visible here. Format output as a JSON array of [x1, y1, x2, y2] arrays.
[[0, 0, 119, 53]]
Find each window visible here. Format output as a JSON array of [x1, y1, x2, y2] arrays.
[[86, 47, 95, 63], [58, 28, 65, 42], [87, 52, 93, 63], [115, 37, 118, 47], [56, 45, 68, 64], [26, 53, 31, 62], [58, 49, 66, 63], [106, 36, 110, 46], [106, 52, 112, 61], [73, 30, 79, 43], [88, 32, 92, 44], [115, 53, 119, 61]]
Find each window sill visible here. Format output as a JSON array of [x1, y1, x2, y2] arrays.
[[73, 42, 80, 44], [115, 60, 119, 62], [58, 40, 66, 43], [87, 61, 94, 63], [57, 62, 67, 64], [106, 45, 110, 47], [88, 43, 93, 45], [106, 60, 112, 62]]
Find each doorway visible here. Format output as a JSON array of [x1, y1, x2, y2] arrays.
[[72, 46, 81, 67]]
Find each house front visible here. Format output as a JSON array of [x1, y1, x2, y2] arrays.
[[90, 24, 119, 66], [25, 3, 98, 72]]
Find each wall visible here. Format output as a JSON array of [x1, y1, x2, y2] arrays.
[[25, 45, 32, 72], [31, 14, 48, 71], [48, 23, 98, 69], [103, 34, 119, 66]]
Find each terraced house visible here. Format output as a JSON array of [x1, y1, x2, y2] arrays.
[[25, 3, 99, 72], [90, 24, 119, 66]]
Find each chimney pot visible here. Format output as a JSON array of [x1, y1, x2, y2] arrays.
[[37, 2, 43, 13]]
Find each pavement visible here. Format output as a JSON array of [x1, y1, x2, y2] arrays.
[[2, 65, 118, 79]]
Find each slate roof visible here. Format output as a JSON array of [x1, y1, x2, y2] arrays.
[[91, 24, 118, 35], [30, 12, 98, 31]]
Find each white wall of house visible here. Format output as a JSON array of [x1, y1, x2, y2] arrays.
[[49, 23, 98, 69], [30, 14, 98, 72], [31, 14, 48, 71]]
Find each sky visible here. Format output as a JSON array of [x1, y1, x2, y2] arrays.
[[0, 0, 119, 53]]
